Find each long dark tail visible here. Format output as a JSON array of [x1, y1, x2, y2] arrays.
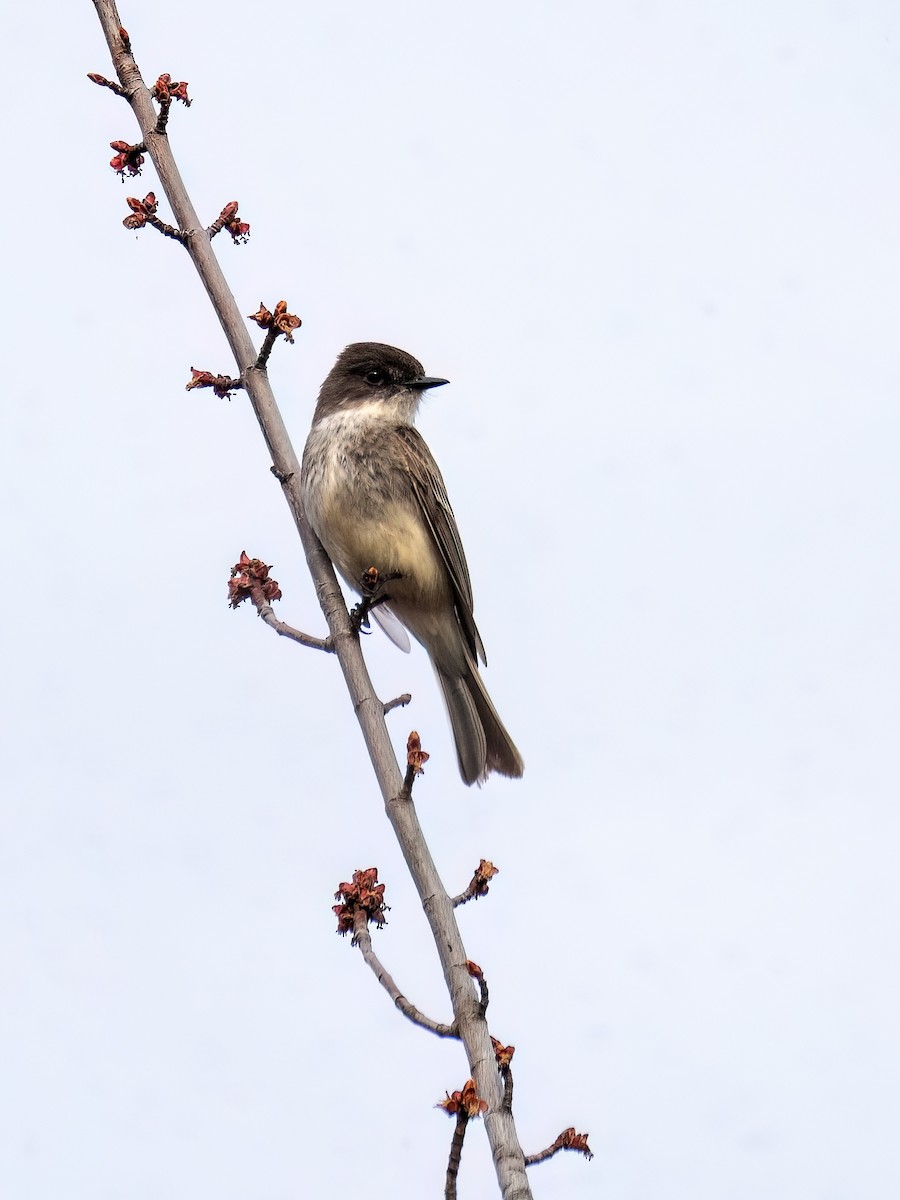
[[435, 658, 524, 786]]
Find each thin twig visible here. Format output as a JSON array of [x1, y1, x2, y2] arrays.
[[352, 911, 458, 1038], [383, 693, 412, 715], [155, 98, 171, 134], [451, 859, 499, 907], [477, 974, 489, 1016], [254, 596, 333, 652], [87, 71, 127, 96], [146, 213, 186, 242], [185, 369, 244, 400], [254, 327, 279, 371], [445, 1110, 468, 1200], [524, 1127, 593, 1166], [501, 1066, 514, 1112], [228, 555, 332, 651]]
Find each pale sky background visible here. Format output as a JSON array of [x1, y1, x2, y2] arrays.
[[2, 2, 899, 1198]]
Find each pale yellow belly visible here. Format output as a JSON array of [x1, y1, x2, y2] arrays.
[[321, 495, 450, 611]]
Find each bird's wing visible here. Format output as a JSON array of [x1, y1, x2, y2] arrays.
[[395, 424, 487, 666]]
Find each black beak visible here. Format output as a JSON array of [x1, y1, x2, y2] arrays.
[[408, 375, 449, 391]]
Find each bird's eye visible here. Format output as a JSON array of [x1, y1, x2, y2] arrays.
[[364, 369, 385, 386]]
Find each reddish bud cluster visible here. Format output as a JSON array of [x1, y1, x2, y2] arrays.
[[109, 140, 145, 176], [186, 368, 241, 400], [87, 73, 125, 96], [215, 201, 250, 244], [122, 192, 157, 229], [333, 867, 388, 936], [247, 300, 302, 343], [491, 1038, 515, 1068], [406, 731, 430, 775], [550, 1128, 593, 1160], [471, 858, 499, 897], [228, 552, 283, 609], [152, 73, 191, 106], [437, 1080, 488, 1118], [118, 26, 131, 50], [465, 959, 483, 980]]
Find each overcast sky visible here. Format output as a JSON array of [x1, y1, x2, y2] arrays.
[[3, 2, 899, 1198]]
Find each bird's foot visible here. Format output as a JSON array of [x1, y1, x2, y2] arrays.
[[349, 567, 403, 635]]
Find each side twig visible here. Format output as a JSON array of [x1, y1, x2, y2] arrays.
[[445, 1111, 468, 1200], [438, 1080, 489, 1196], [467, 960, 490, 1016], [227, 552, 333, 652], [254, 598, 333, 652], [254, 327, 280, 371], [352, 910, 458, 1038], [452, 859, 500, 908], [88, 71, 128, 96], [524, 1127, 593, 1167]]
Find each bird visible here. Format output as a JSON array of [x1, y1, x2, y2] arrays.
[[300, 342, 523, 786]]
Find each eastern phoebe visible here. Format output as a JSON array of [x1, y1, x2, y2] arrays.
[[301, 342, 524, 786]]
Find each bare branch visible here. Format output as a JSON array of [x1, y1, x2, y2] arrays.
[[477, 974, 490, 1015], [227, 552, 332, 651], [445, 1111, 468, 1200], [466, 961, 490, 1016], [185, 369, 244, 400], [254, 598, 333, 652], [524, 1128, 593, 1167], [90, 6, 535, 1194], [351, 910, 458, 1038], [254, 327, 280, 371], [383, 693, 412, 715], [145, 213, 186, 242], [88, 72, 128, 96]]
